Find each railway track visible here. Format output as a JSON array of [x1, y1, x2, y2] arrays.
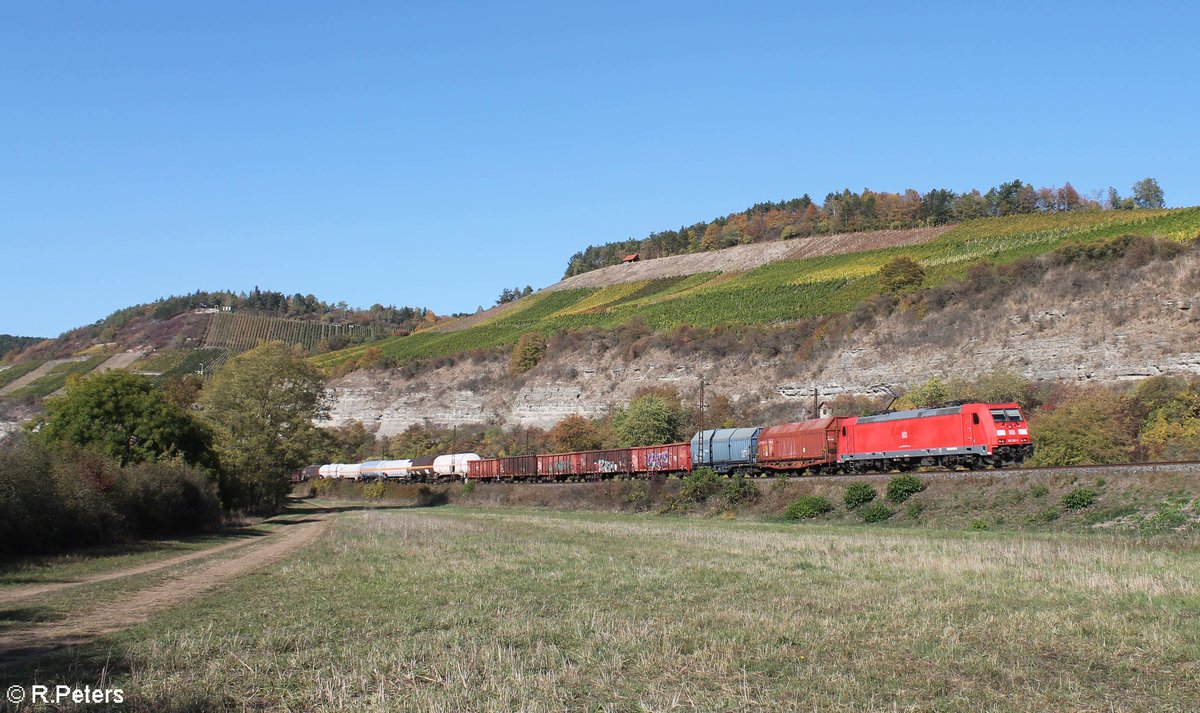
[[465, 460, 1200, 487]]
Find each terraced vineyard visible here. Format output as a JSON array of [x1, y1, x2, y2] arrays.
[[313, 208, 1200, 368], [202, 313, 378, 353], [129, 347, 231, 378], [2, 355, 109, 398], [0, 360, 46, 390]]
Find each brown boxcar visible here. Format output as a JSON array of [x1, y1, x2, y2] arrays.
[[538, 452, 585, 478], [581, 448, 632, 476], [630, 443, 691, 475], [468, 455, 538, 480], [756, 418, 843, 472], [536, 449, 634, 478]]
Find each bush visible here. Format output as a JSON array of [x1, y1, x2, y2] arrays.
[[886, 475, 926, 504], [1062, 487, 1098, 511], [722, 476, 759, 507], [843, 483, 877, 509], [969, 519, 989, 531], [1140, 499, 1194, 533], [361, 481, 386, 499], [680, 468, 722, 503], [462, 480, 476, 496], [1030, 484, 1049, 498], [622, 482, 651, 508], [116, 461, 222, 537], [0, 439, 221, 555], [861, 502, 894, 523], [784, 495, 834, 520]]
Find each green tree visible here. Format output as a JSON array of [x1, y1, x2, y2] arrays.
[[897, 377, 948, 409], [200, 341, 328, 512], [613, 394, 688, 447], [35, 370, 213, 468], [878, 256, 926, 296], [1131, 177, 1165, 209]]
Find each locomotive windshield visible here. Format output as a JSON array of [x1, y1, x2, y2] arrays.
[[990, 409, 1024, 422]]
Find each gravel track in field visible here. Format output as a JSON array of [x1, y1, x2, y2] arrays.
[[0, 517, 328, 664]]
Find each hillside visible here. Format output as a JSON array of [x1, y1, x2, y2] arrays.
[[323, 234, 1200, 434], [0, 291, 434, 438], [317, 208, 1200, 369]]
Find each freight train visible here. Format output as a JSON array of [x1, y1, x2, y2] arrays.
[[310, 401, 1033, 483]]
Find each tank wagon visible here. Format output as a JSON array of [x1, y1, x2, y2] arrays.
[[317, 453, 481, 482], [315, 402, 1032, 484]]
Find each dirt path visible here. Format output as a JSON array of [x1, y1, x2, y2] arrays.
[[0, 517, 327, 663], [0, 533, 269, 606]]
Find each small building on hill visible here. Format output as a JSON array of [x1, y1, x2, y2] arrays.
[[622, 253, 640, 264]]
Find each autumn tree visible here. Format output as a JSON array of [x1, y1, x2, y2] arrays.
[[510, 332, 548, 374], [200, 341, 328, 512], [1028, 389, 1137, 466], [550, 415, 604, 452], [878, 256, 926, 296]]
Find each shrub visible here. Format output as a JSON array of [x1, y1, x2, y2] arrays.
[[116, 461, 222, 537], [1061, 487, 1098, 511], [905, 502, 924, 520], [509, 332, 548, 375], [361, 481, 386, 499], [1030, 483, 1049, 498], [462, 480, 476, 496], [622, 482, 651, 508], [843, 483, 877, 509], [0, 439, 221, 555], [969, 519, 989, 531], [861, 502, 894, 523], [784, 495, 834, 520], [886, 475, 926, 503], [680, 468, 722, 503], [722, 476, 759, 507], [1140, 499, 1194, 533]]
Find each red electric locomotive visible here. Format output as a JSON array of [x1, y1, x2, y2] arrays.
[[837, 402, 1032, 472]]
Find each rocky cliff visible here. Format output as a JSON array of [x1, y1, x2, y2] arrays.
[[324, 250, 1200, 435]]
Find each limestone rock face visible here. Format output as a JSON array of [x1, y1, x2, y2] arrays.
[[324, 252, 1200, 433]]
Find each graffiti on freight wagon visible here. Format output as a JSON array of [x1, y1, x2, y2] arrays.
[[596, 459, 621, 473], [644, 451, 671, 470]]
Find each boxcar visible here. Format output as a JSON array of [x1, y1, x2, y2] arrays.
[[537, 448, 634, 479], [581, 448, 632, 476], [691, 427, 762, 472], [630, 443, 691, 475], [468, 455, 538, 480], [757, 418, 843, 473]]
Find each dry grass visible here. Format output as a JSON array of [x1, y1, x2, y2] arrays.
[[7, 505, 1198, 711]]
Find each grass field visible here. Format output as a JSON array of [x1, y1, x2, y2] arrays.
[[7, 503, 1197, 711], [315, 207, 1200, 367]]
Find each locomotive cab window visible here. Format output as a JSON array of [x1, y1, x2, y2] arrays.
[[841, 427, 846, 436], [972, 414, 980, 425], [990, 409, 1007, 422], [1006, 409, 1022, 422]]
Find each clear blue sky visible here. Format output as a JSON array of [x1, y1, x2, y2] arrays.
[[3, 1, 1198, 337]]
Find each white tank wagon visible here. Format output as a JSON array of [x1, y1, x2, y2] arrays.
[[318, 463, 363, 480], [317, 453, 482, 483]]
